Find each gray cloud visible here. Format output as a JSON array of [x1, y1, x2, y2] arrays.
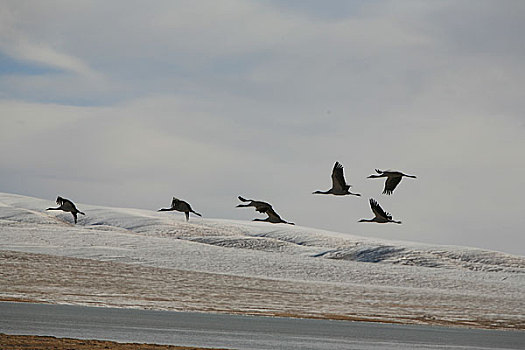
[[1, 0, 524, 255]]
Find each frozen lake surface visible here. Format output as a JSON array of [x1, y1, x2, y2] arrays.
[[1, 302, 523, 350], [1, 192, 524, 330]]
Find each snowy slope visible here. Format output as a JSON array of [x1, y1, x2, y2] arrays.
[[1, 192, 522, 274], [1, 192, 524, 329]]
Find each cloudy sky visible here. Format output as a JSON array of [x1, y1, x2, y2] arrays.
[[1, 0, 524, 255]]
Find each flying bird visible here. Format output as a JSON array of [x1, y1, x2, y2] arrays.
[[313, 161, 361, 196], [46, 196, 85, 224], [359, 198, 401, 224], [253, 207, 295, 225], [237, 196, 294, 225], [158, 197, 202, 221], [236, 196, 273, 213], [367, 169, 416, 195]]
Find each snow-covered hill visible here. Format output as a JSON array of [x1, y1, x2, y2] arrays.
[[1, 192, 524, 329]]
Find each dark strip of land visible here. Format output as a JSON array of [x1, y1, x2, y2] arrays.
[[0, 333, 229, 350]]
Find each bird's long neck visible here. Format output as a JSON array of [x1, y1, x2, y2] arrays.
[[46, 206, 61, 211], [405, 175, 417, 178], [358, 219, 374, 222], [367, 174, 385, 178], [313, 190, 331, 194], [158, 207, 175, 211]]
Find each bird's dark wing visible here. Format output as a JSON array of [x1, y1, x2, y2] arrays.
[[383, 176, 402, 195], [369, 198, 391, 220], [62, 197, 75, 208], [331, 162, 347, 191], [253, 200, 272, 212], [255, 205, 270, 213], [264, 207, 283, 222], [57, 196, 72, 206], [183, 202, 192, 211]]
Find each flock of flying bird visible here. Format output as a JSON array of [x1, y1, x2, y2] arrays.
[[46, 161, 416, 226]]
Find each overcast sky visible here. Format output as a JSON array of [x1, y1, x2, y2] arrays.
[[1, 0, 524, 255]]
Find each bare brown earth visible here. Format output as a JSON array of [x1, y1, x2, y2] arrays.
[[0, 333, 228, 350], [1, 250, 524, 330]]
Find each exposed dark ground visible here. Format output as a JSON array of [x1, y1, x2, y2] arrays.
[[0, 334, 228, 350]]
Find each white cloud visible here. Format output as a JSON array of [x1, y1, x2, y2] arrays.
[[8, 40, 102, 79]]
